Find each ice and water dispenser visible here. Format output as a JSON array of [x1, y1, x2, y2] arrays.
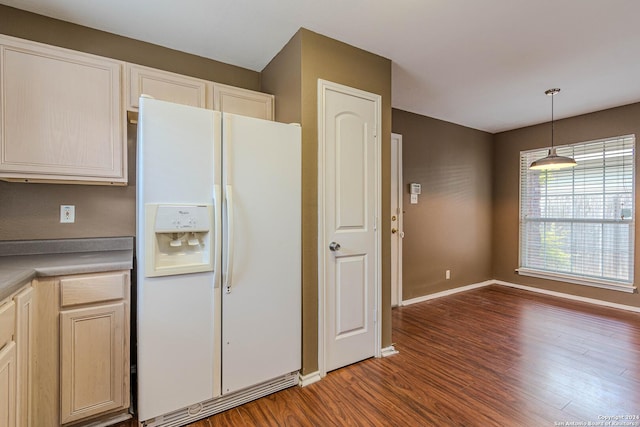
[[144, 204, 214, 277]]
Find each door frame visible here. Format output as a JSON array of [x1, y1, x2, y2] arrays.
[[391, 133, 404, 307], [317, 79, 382, 377]]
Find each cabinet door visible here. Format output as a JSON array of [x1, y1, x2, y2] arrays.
[[0, 35, 126, 185], [212, 83, 274, 120], [127, 64, 208, 110], [0, 301, 15, 349], [0, 341, 17, 427], [60, 303, 125, 424], [14, 288, 33, 427]]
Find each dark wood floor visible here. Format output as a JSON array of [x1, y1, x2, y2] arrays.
[[125, 285, 640, 426]]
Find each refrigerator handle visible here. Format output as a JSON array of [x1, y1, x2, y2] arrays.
[[224, 184, 235, 293], [213, 184, 221, 288]]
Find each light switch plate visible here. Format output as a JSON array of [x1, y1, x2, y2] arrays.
[[60, 205, 75, 223]]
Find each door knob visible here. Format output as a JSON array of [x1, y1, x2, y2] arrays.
[[391, 228, 397, 234], [329, 241, 341, 252]]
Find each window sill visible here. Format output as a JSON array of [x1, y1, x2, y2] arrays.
[[516, 268, 637, 294]]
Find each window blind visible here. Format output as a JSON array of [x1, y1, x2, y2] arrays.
[[519, 135, 635, 292]]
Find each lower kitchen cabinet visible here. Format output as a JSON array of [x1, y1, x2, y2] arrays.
[[33, 271, 131, 427], [15, 287, 33, 427], [0, 341, 17, 427], [1, 283, 30, 427], [60, 302, 125, 423]]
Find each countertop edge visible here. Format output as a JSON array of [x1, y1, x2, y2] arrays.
[[0, 270, 36, 302], [0, 237, 133, 256], [0, 238, 134, 301]]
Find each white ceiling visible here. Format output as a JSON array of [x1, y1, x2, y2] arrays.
[[2, 0, 640, 133]]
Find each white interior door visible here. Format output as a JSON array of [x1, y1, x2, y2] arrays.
[[390, 133, 404, 307], [318, 80, 381, 373]]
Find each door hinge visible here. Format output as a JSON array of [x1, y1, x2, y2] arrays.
[[374, 216, 378, 231]]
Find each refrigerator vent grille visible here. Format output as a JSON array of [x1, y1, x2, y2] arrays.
[[141, 372, 299, 427]]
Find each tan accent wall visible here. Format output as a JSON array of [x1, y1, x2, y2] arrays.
[[392, 109, 493, 300], [0, 5, 260, 241], [262, 29, 392, 374], [493, 102, 640, 308], [261, 32, 302, 125]]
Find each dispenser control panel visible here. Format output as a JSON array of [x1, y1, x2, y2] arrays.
[[154, 205, 211, 232]]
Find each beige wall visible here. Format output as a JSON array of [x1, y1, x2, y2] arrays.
[[493, 102, 640, 308], [261, 32, 302, 125], [392, 109, 493, 299], [262, 29, 392, 375], [0, 5, 260, 241]]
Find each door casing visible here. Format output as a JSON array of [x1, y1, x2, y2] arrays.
[[317, 79, 382, 376], [391, 133, 404, 307]]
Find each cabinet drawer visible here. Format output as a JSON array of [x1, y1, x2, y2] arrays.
[[60, 273, 126, 307], [0, 300, 16, 348]]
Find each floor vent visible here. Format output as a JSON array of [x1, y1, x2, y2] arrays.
[[141, 372, 299, 427]]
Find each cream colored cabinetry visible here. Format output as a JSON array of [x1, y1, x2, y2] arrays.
[[0, 35, 126, 185], [0, 298, 17, 427], [60, 304, 125, 423], [0, 341, 17, 427], [212, 82, 274, 120], [14, 288, 33, 427], [126, 64, 209, 110], [33, 271, 130, 426], [0, 283, 32, 427], [126, 63, 275, 120]]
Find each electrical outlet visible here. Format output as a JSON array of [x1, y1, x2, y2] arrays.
[[60, 205, 75, 223], [445, 269, 451, 280]]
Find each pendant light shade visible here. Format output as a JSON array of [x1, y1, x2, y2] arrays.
[[529, 147, 577, 170], [529, 88, 577, 170]]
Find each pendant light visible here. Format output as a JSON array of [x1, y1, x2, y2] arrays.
[[529, 88, 577, 170]]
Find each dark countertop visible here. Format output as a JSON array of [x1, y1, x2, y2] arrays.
[[0, 237, 134, 301]]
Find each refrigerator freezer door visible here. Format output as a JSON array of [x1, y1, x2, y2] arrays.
[[136, 274, 216, 420], [136, 98, 222, 421], [136, 98, 219, 205], [221, 113, 301, 394]]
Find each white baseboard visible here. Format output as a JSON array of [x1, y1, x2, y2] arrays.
[[494, 280, 640, 313], [400, 279, 639, 314], [298, 371, 322, 387], [401, 280, 493, 306], [380, 345, 399, 357]]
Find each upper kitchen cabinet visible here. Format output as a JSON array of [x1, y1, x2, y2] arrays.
[[126, 64, 209, 110], [0, 35, 126, 185], [212, 83, 274, 120]]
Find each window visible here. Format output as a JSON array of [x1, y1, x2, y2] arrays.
[[519, 135, 636, 293]]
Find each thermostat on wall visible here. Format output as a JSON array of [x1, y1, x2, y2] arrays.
[[409, 183, 421, 204]]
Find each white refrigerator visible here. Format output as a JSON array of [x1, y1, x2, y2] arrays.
[[136, 97, 301, 426]]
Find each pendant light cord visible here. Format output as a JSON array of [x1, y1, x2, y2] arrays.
[[545, 88, 560, 150], [551, 92, 554, 149]]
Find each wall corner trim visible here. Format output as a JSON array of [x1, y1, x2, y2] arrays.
[[298, 371, 322, 387]]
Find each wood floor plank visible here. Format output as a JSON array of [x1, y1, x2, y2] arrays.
[[124, 284, 640, 426]]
